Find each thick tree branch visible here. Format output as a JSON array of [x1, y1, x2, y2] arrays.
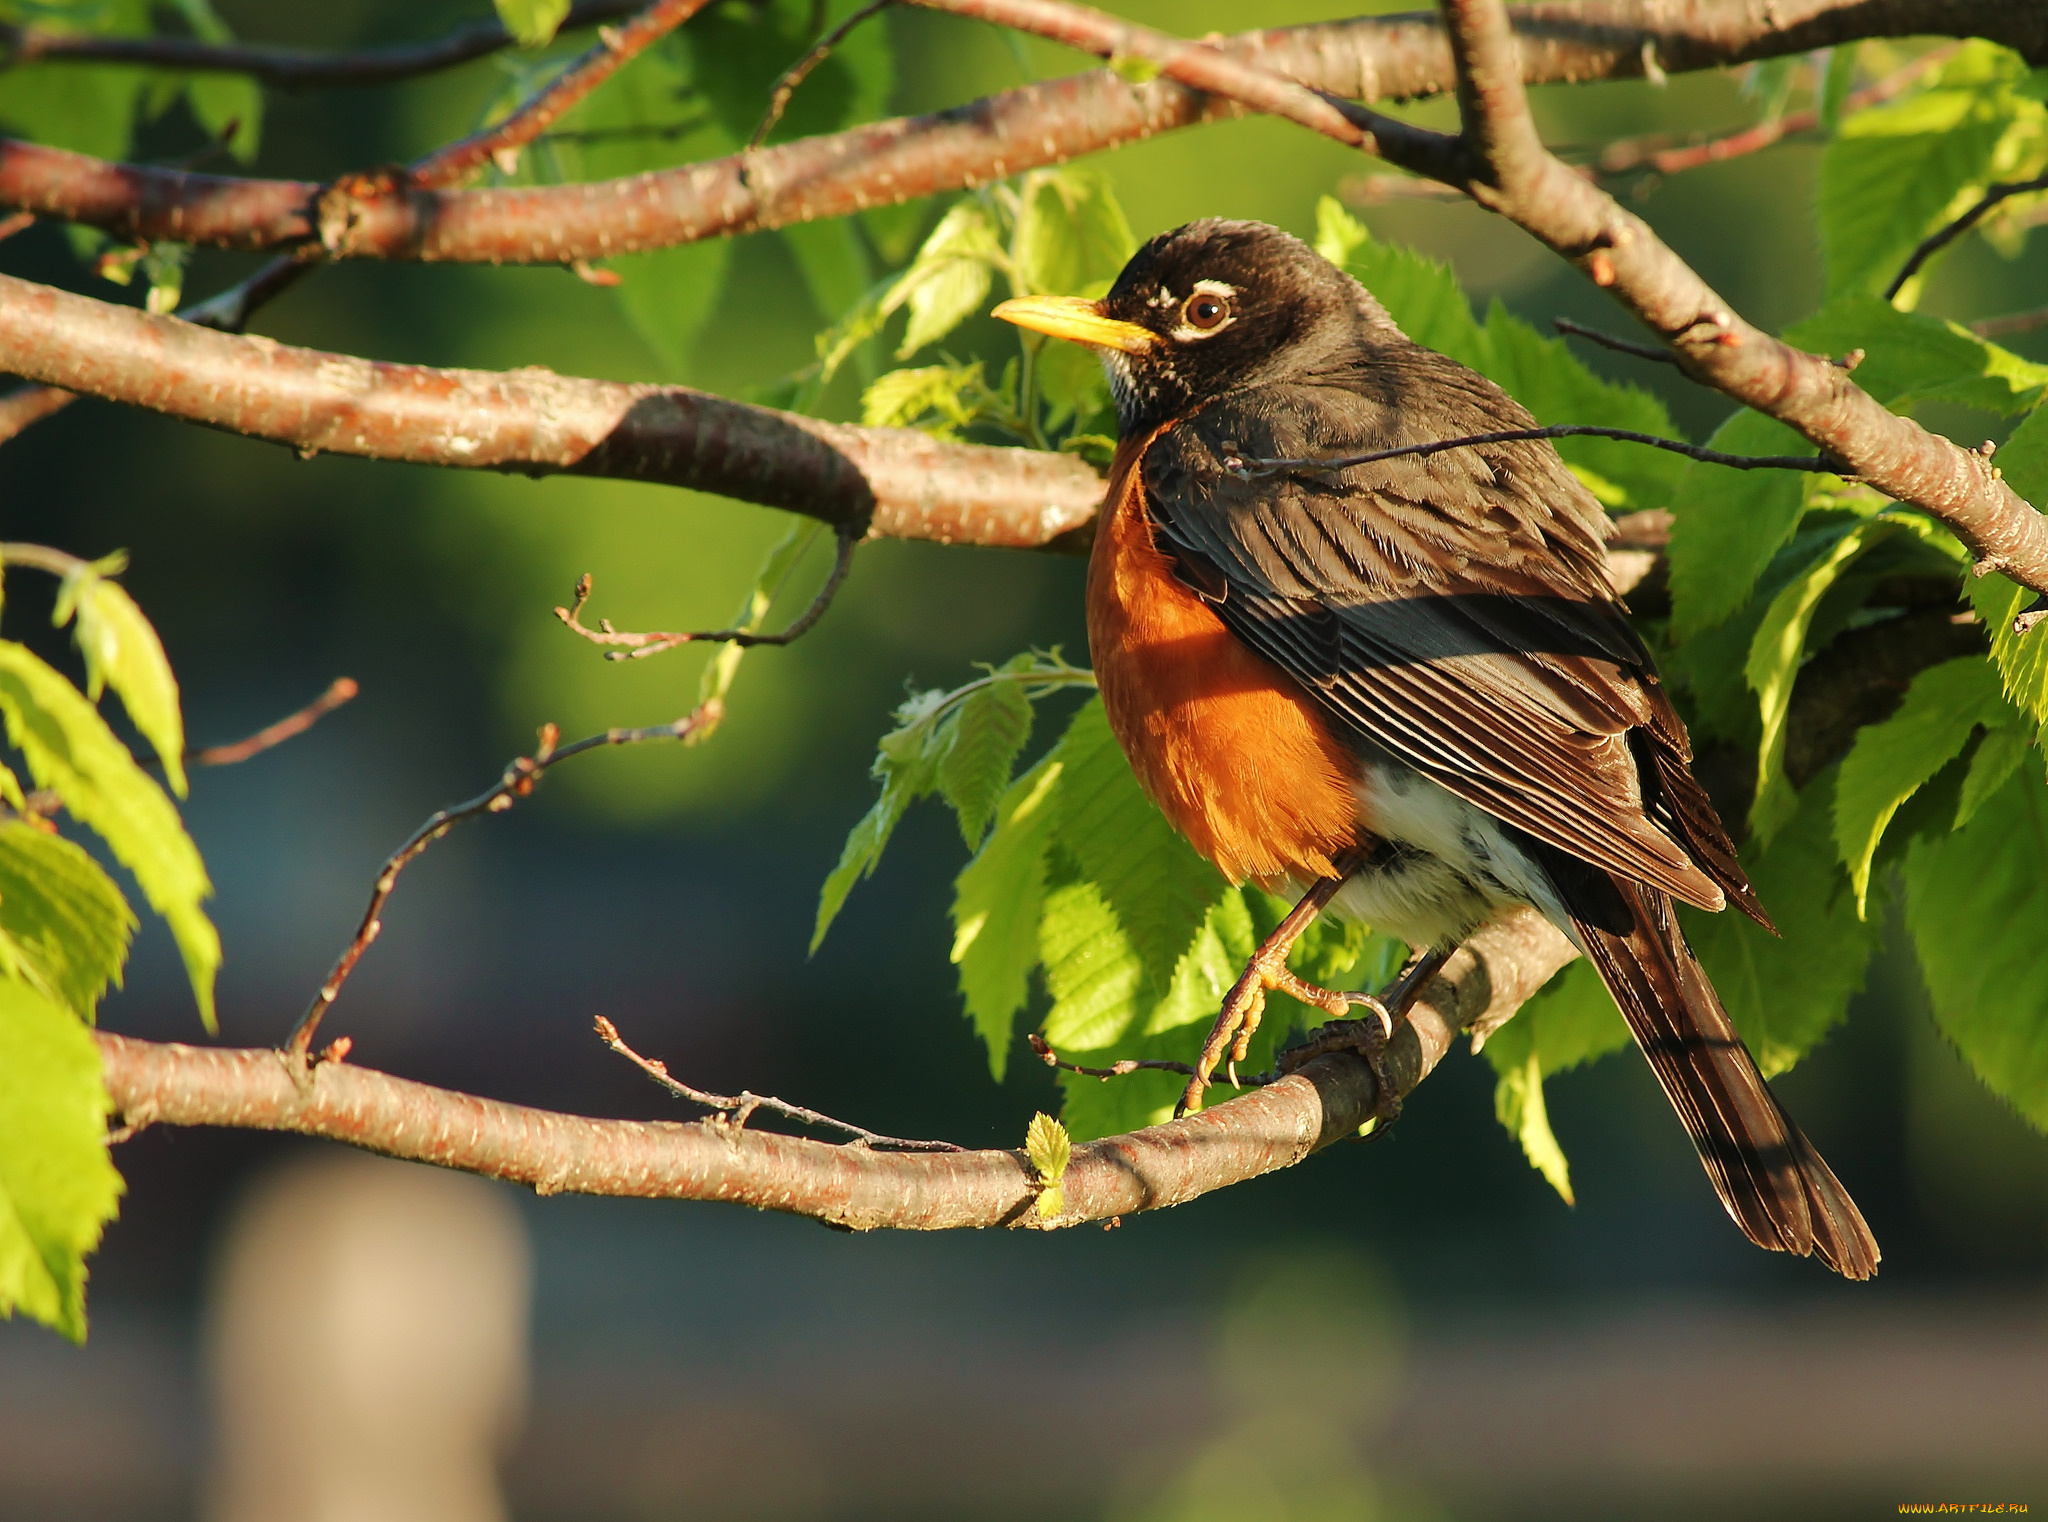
[[1, 2, 2039, 262], [1423, 0, 2048, 612], [0, 271, 1104, 549], [98, 909, 1575, 1228], [0, 2, 645, 91]]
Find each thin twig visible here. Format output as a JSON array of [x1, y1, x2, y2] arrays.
[[0, 2, 644, 90], [1552, 316, 1677, 366], [555, 524, 857, 660], [1886, 169, 2048, 300], [1026, 1032, 1232, 1083], [596, 1015, 965, 1151], [1973, 307, 2048, 340], [1591, 46, 1953, 178], [748, 0, 895, 152], [283, 708, 720, 1064], [408, 0, 717, 189], [188, 678, 359, 768], [1240, 425, 1839, 478]]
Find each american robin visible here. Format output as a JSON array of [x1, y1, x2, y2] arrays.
[[994, 219, 1878, 1279]]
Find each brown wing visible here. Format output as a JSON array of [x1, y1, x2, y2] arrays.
[[1140, 347, 1764, 923]]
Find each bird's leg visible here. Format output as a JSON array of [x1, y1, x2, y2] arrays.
[[1179, 854, 1362, 1117], [1277, 944, 1454, 1134]]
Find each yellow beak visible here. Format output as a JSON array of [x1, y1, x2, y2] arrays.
[[990, 294, 1156, 354]]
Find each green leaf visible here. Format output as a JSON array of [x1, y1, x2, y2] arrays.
[[1684, 769, 1882, 1077], [1787, 297, 2048, 415], [1905, 763, 2048, 1129], [494, 0, 571, 47], [1108, 54, 1164, 86], [1819, 44, 2047, 300], [1318, 198, 1487, 360], [811, 688, 951, 953], [1496, 1049, 1574, 1204], [1833, 655, 2015, 914], [882, 201, 1003, 359], [938, 672, 1034, 849], [0, 822, 135, 1024], [1745, 516, 1897, 839], [1666, 410, 1819, 639], [1819, 43, 1859, 135], [782, 217, 875, 336], [951, 755, 1063, 1079], [860, 361, 995, 436], [0, 642, 218, 1028], [1025, 1109, 1071, 1182], [1011, 168, 1135, 298], [54, 561, 188, 797], [0, 978, 122, 1342], [1955, 722, 2033, 828]]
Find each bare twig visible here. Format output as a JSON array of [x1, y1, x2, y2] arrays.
[[555, 526, 856, 660], [748, 0, 896, 152], [1973, 307, 2048, 340], [283, 708, 722, 1065], [188, 678, 359, 768], [0, 2, 645, 91], [408, 0, 716, 190], [1244, 424, 1838, 477], [1591, 45, 1954, 177], [10, 3, 2038, 263], [1026, 1031, 1219, 1083], [1885, 169, 2048, 300], [1552, 315, 1679, 365], [596, 1015, 964, 1151], [0, 381, 74, 443], [103, 908, 1577, 1225]]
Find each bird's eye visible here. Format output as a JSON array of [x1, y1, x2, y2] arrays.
[[1182, 293, 1230, 331]]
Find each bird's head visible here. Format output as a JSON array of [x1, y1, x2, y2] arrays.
[[993, 218, 1395, 438]]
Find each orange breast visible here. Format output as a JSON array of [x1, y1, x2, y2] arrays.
[[1087, 434, 1365, 886]]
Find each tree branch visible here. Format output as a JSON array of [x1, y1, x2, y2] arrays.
[[0, 1, 645, 91], [1, 1, 2039, 261], [0, 271, 1105, 549], [98, 908, 1575, 1228], [1422, 0, 2048, 616]]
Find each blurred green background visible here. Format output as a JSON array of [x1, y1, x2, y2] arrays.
[[1, 2, 2046, 1518]]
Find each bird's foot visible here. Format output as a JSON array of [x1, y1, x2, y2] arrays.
[[1278, 1001, 1405, 1136], [1181, 963, 1360, 1115]]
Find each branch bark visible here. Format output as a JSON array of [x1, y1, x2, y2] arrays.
[[97, 909, 1576, 1229], [1411, 0, 2048, 609], [0, 271, 1104, 549], [1, 1, 2038, 262]]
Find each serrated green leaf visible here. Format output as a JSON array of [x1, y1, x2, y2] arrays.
[[1025, 1110, 1071, 1182], [1035, 332, 1112, 434], [0, 822, 134, 1025], [1050, 699, 1227, 983], [1667, 410, 1820, 639], [1820, 45, 2046, 300], [1319, 198, 1486, 360], [883, 202, 1002, 358], [1905, 763, 2048, 1129], [1496, 1050, 1574, 1204], [0, 978, 122, 1342], [55, 568, 188, 797], [939, 674, 1033, 849], [1833, 656, 2014, 913], [860, 361, 993, 436], [0, 643, 217, 1030], [1683, 770, 1881, 1077], [811, 690, 951, 954], [1787, 297, 2048, 415], [952, 756, 1063, 1079], [1967, 406, 2048, 729], [1955, 722, 2033, 828], [1745, 517, 1897, 839], [494, 0, 571, 47], [1012, 168, 1134, 298]]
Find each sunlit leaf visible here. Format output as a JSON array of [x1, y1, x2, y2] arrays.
[[1788, 297, 2048, 415], [1012, 168, 1134, 298], [54, 561, 188, 797], [1967, 406, 2048, 731], [883, 201, 1003, 358], [1955, 722, 2033, 828], [1833, 655, 2014, 914], [0, 643, 218, 1029], [952, 756, 1063, 1079], [0, 822, 135, 1025], [938, 669, 1033, 848], [1479, 957, 1626, 1201], [1666, 411, 1821, 639], [495, 0, 572, 48], [0, 978, 122, 1343], [1906, 763, 2048, 1129], [1496, 1049, 1574, 1204]]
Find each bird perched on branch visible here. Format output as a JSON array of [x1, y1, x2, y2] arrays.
[[994, 219, 1878, 1279]]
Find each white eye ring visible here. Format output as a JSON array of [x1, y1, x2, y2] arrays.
[[1172, 280, 1237, 340]]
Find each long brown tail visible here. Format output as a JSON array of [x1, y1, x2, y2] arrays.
[[1573, 877, 1879, 1280]]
